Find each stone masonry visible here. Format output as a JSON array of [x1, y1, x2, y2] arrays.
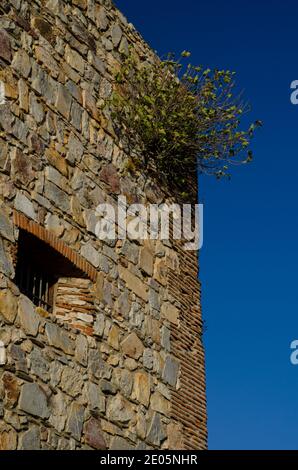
[[0, 0, 207, 450]]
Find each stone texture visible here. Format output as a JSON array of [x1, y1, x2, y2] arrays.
[[84, 418, 106, 450], [119, 266, 148, 301], [139, 247, 154, 276], [87, 382, 105, 412], [14, 192, 36, 220], [150, 392, 170, 416], [19, 426, 40, 450], [161, 302, 179, 326], [45, 323, 75, 355], [18, 295, 40, 336], [162, 356, 180, 388], [0, 30, 12, 62], [132, 371, 151, 407], [121, 332, 144, 359], [55, 84, 72, 119], [0, 289, 18, 324], [106, 394, 134, 424], [0, 0, 206, 452], [0, 208, 14, 242], [66, 402, 84, 440], [75, 334, 88, 366], [147, 413, 166, 447], [0, 423, 17, 450], [18, 383, 50, 419]]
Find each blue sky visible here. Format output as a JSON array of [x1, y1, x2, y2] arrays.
[[115, 0, 298, 449]]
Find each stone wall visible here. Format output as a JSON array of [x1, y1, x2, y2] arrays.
[[0, 0, 207, 450]]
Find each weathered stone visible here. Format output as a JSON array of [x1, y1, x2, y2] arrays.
[[0, 289, 18, 324], [150, 392, 170, 416], [153, 258, 167, 286], [1, 372, 20, 408], [30, 348, 49, 380], [100, 379, 116, 395], [18, 78, 29, 112], [84, 418, 106, 449], [147, 413, 166, 446], [161, 326, 171, 352], [29, 93, 45, 124], [49, 391, 68, 432], [32, 17, 55, 43], [94, 313, 105, 337], [0, 207, 14, 242], [14, 191, 36, 220], [99, 164, 120, 193], [18, 383, 50, 419], [49, 361, 63, 388], [81, 242, 99, 268], [46, 166, 65, 191], [0, 139, 8, 170], [45, 213, 65, 237], [0, 239, 14, 278], [87, 382, 105, 412], [161, 302, 179, 326], [11, 149, 34, 185], [61, 366, 84, 397], [144, 317, 161, 344], [110, 436, 135, 450], [31, 62, 57, 105], [119, 266, 148, 301], [106, 394, 134, 424], [107, 324, 120, 350], [0, 423, 17, 450], [19, 426, 40, 450], [73, 0, 87, 8], [18, 295, 40, 336], [75, 334, 88, 366], [35, 45, 60, 77], [65, 45, 85, 74], [0, 30, 12, 62], [10, 343, 28, 372], [132, 371, 150, 407], [55, 84, 72, 119], [45, 323, 75, 355], [113, 369, 133, 398], [136, 412, 147, 440], [67, 132, 84, 164], [139, 247, 154, 276], [121, 332, 144, 360], [11, 49, 31, 77], [70, 100, 83, 131], [124, 357, 138, 371], [96, 5, 108, 30], [167, 422, 184, 450], [149, 288, 160, 312], [162, 356, 180, 388], [119, 36, 129, 56], [143, 348, 154, 370], [120, 240, 139, 264], [111, 24, 122, 47], [45, 148, 68, 176], [89, 348, 111, 379], [66, 402, 84, 440], [44, 181, 70, 213]]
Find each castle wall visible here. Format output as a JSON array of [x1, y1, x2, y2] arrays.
[[0, 0, 207, 450]]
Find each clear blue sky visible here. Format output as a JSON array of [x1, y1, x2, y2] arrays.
[[115, 0, 298, 449]]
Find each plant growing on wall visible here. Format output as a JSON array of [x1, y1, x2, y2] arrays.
[[111, 51, 261, 197]]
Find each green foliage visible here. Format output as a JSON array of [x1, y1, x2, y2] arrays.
[[111, 51, 261, 196]]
